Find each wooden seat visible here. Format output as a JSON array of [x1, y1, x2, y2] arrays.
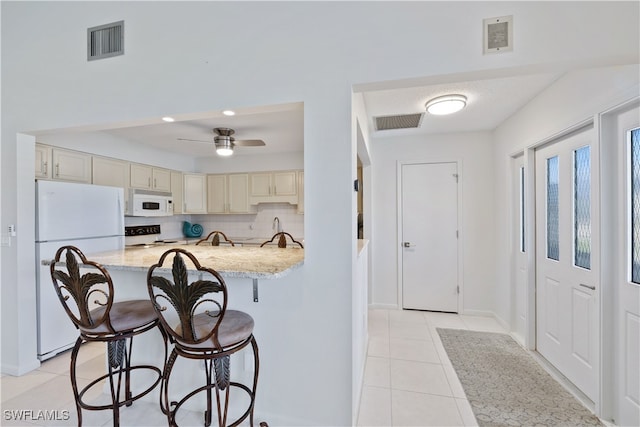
[[259, 232, 303, 248], [50, 246, 167, 426], [195, 231, 235, 246], [147, 248, 259, 427]]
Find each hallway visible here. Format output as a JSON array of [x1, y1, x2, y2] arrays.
[[357, 309, 506, 426]]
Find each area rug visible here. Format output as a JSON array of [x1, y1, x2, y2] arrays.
[[437, 328, 602, 426]]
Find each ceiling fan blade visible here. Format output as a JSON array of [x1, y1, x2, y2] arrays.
[[234, 139, 265, 147], [177, 138, 212, 144]]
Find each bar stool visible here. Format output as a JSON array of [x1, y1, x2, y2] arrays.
[[196, 231, 236, 246], [260, 232, 304, 248], [50, 245, 167, 426], [147, 248, 260, 427]]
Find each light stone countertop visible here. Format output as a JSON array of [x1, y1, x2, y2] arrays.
[[46, 245, 304, 280]]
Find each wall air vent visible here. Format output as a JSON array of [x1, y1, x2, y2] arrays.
[[87, 20, 124, 61], [375, 113, 424, 131]]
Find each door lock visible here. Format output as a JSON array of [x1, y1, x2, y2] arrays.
[[403, 242, 415, 248]]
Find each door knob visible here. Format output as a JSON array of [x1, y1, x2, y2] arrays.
[[403, 242, 414, 248]]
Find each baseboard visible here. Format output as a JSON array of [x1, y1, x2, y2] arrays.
[[461, 309, 512, 333], [460, 309, 494, 317], [368, 303, 397, 310], [1, 358, 41, 376]]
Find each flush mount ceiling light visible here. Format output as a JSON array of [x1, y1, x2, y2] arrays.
[[222, 110, 236, 116], [161, 116, 175, 122], [425, 94, 467, 115]]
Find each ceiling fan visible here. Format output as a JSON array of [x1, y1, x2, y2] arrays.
[[177, 127, 265, 156]]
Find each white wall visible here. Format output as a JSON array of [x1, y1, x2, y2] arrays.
[[2, 2, 639, 424], [370, 132, 495, 312]]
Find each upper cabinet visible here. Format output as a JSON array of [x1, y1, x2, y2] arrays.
[[130, 163, 171, 192], [35, 144, 51, 179], [207, 173, 252, 214], [35, 145, 91, 183], [170, 171, 184, 214], [92, 156, 130, 189], [249, 170, 298, 205], [183, 173, 207, 214]]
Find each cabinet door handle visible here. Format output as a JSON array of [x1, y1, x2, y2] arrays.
[[42, 161, 48, 174], [579, 283, 596, 291], [55, 164, 60, 177], [148, 177, 151, 187], [154, 178, 157, 188]]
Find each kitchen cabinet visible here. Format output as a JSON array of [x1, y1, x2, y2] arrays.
[[297, 171, 304, 214], [35, 144, 51, 179], [183, 173, 207, 214], [207, 173, 251, 214], [207, 174, 226, 213], [170, 171, 184, 214], [92, 156, 130, 189], [249, 170, 298, 205], [130, 163, 171, 192], [35, 145, 92, 183]]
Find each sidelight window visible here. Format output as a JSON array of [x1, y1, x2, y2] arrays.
[[520, 166, 525, 252], [631, 128, 640, 284], [547, 156, 560, 260], [574, 146, 591, 269]]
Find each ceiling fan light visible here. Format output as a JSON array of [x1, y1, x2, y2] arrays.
[[216, 147, 233, 156], [425, 95, 467, 115], [215, 137, 234, 156]]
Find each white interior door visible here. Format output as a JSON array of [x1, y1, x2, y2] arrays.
[[401, 162, 458, 312], [535, 125, 599, 402], [512, 155, 527, 344], [616, 107, 640, 427]]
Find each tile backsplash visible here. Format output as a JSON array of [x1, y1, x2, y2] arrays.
[[124, 203, 303, 241]]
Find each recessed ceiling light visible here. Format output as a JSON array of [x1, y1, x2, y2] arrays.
[[161, 116, 175, 122], [222, 110, 236, 116], [425, 95, 467, 115]]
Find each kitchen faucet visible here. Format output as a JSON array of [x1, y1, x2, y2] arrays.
[[273, 216, 282, 233]]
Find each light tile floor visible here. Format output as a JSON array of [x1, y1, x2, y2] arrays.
[[356, 309, 507, 426], [0, 310, 505, 426]]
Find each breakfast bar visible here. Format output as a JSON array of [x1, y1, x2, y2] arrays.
[[43, 244, 306, 421], [86, 244, 304, 302]]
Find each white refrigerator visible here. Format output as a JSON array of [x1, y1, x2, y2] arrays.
[[35, 180, 125, 361]]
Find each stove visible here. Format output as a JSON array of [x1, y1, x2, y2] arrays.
[[125, 224, 161, 247], [125, 225, 161, 236]]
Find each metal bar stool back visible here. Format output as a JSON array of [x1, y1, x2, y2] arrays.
[[50, 245, 167, 426], [259, 232, 303, 248], [195, 231, 236, 246], [147, 248, 259, 427]]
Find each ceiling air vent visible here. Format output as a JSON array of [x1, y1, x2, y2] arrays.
[[375, 113, 424, 131], [87, 20, 124, 61]]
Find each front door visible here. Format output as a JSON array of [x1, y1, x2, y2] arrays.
[[616, 107, 640, 426], [535, 124, 599, 402], [401, 162, 459, 312]]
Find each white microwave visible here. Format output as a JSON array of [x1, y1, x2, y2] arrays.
[[126, 189, 173, 217]]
